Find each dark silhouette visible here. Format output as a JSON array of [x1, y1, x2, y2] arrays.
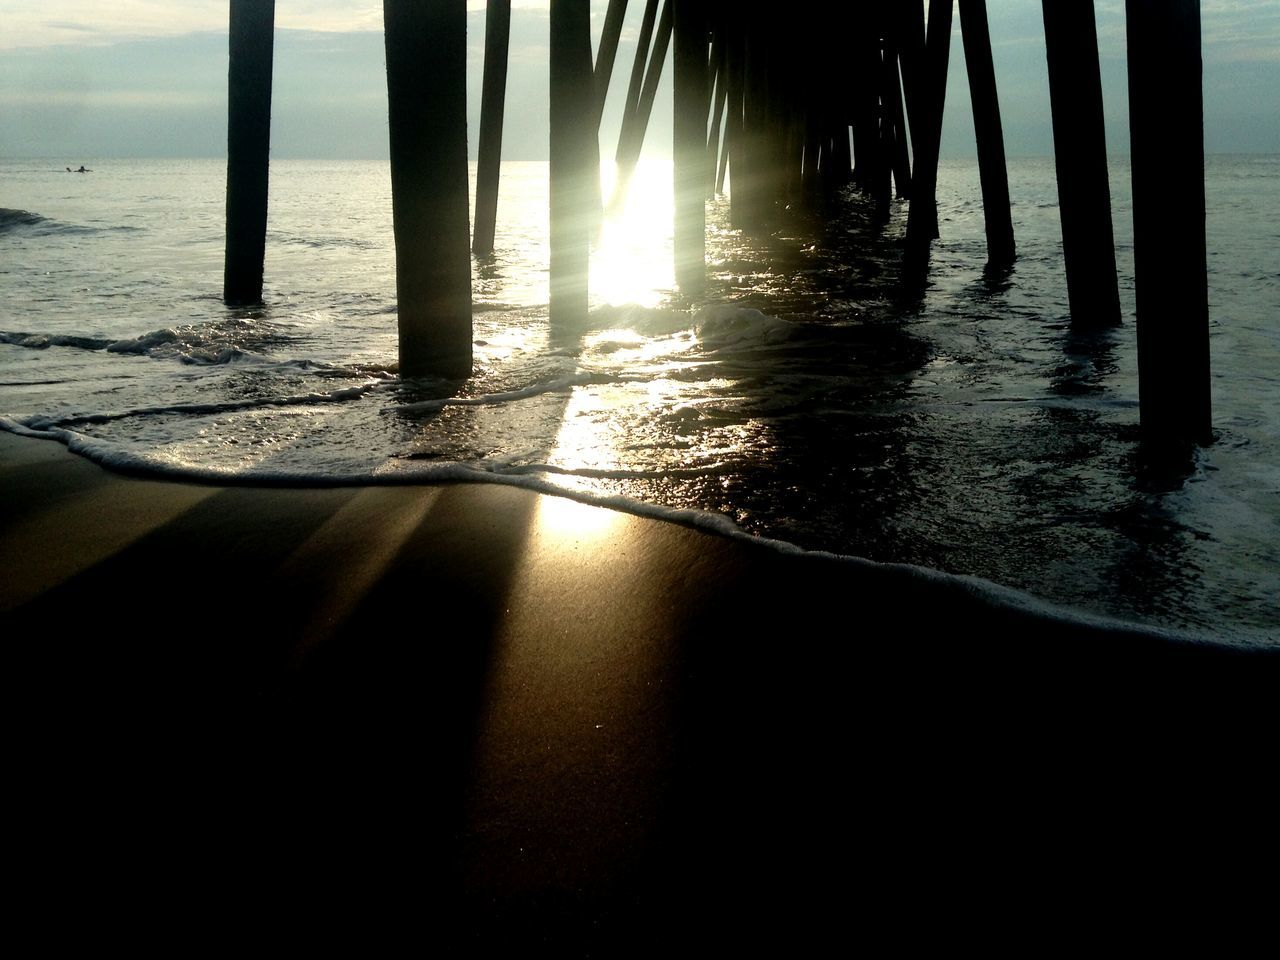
[[706, 33, 729, 198], [960, 0, 1016, 266], [904, 0, 953, 283], [1043, 0, 1122, 328], [612, 0, 672, 209], [212, 1, 1211, 434], [384, 0, 472, 379], [593, 0, 629, 131], [223, 0, 274, 306], [884, 45, 912, 199], [473, 0, 511, 258], [549, 0, 595, 327], [1127, 0, 1211, 446], [673, 0, 708, 295]]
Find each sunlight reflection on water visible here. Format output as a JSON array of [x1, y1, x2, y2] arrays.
[[1, 155, 1276, 641]]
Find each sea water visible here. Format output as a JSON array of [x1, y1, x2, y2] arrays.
[[1, 156, 1277, 643]]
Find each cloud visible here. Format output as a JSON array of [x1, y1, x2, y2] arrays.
[[0, 1, 385, 50]]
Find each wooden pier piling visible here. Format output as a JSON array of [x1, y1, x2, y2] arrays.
[[223, 0, 275, 307], [673, 0, 708, 294], [1126, 0, 1211, 445], [1042, 1, 1120, 327], [474, 0, 512, 258], [884, 46, 912, 199], [593, 0, 630, 130], [613, 0, 673, 207], [706, 41, 729, 197], [905, 0, 953, 278], [619, 0, 660, 141], [959, 0, 1015, 266], [550, 0, 595, 326], [383, 0, 472, 379]]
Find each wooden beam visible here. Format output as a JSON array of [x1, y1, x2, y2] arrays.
[[593, 0, 629, 130], [223, 0, 275, 306], [550, 0, 595, 326], [1042, 0, 1120, 326], [474, 0, 511, 257], [1126, 0, 1211, 445], [673, 0, 708, 294], [904, 0, 952, 280], [959, 0, 1015, 265], [384, 0, 472, 378], [612, 0, 673, 204]]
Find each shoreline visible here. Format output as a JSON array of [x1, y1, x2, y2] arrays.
[[4, 421, 1266, 650], [4, 427, 1277, 944]]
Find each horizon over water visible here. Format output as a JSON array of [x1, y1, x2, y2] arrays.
[[1, 155, 1277, 645]]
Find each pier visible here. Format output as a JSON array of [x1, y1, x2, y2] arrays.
[[3, 2, 1270, 949], [221, 1, 1210, 448]]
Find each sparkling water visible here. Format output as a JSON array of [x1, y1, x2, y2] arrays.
[[2, 155, 1277, 642]]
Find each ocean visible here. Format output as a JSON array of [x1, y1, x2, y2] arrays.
[[1, 155, 1277, 643]]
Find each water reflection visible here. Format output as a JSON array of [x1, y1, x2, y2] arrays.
[[387, 159, 1261, 638], [1049, 326, 1121, 397]]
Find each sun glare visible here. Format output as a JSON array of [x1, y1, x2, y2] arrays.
[[591, 159, 675, 308], [532, 490, 626, 543]]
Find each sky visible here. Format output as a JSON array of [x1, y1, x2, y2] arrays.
[[1, 1, 1277, 160]]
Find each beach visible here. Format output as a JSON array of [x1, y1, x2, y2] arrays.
[[4, 428, 1276, 947]]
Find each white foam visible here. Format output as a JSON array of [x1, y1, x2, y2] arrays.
[[4, 417, 1267, 652], [18, 381, 386, 431], [695, 304, 794, 347], [393, 372, 624, 415]]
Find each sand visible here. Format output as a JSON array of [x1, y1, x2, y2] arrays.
[[3, 430, 1276, 947]]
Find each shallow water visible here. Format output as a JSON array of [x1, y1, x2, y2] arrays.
[[1, 156, 1277, 642]]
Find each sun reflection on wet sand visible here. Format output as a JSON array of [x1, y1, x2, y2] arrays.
[[531, 489, 628, 544]]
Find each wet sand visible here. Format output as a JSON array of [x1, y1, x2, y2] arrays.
[[3, 430, 1276, 948]]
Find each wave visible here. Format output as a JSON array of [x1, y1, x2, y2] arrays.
[[0, 207, 103, 236], [696, 304, 794, 347], [270, 233, 376, 250], [17, 381, 386, 430], [0, 208, 48, 231], [0, 331, 114, 351], [393, 372, 626, 415], [482, 460, 738, 481]]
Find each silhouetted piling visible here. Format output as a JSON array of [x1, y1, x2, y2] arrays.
[[1126, 0, 1211, 445], [959, 0, 1015, 266], [707, 42, 728, 196], [673, 0, 708, 294], [593, 0, 629, 129], [737, 15, 777, 228], [1042, 1, 1120, 327], [613, 0, 673, 205], [884, 47, 911, 198], [550, 0, 595, 326], [802, 114, 822, 205], [852, 28, 891, 223], [894, 2, 927, 202], [723, 19, 745, 213], [474, 0, 511, 258], [905, 0, 952, 279], [223, 0, 275, 307], [383, 0, 472, 379], [830, 122, 852, 188], [619, 0, 660, 136]]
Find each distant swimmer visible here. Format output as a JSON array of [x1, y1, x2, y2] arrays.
[[77, 165, 89, 173]]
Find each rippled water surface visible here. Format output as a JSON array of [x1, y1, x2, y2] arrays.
[[1, 156, 1277, 642]]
